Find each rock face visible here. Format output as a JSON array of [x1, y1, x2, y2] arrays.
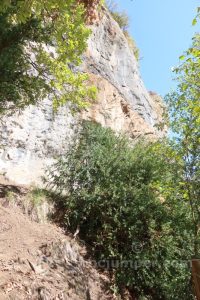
[[83, 8, 164, 127], [0, 100, 77, 185], [0, 7, 166, 186]]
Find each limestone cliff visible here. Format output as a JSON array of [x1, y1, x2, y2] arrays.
[[0, 7, 166, 185]]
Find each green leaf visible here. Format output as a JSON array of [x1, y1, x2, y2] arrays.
[[192, 18, 197, 26], [179, 55, 185, 61]]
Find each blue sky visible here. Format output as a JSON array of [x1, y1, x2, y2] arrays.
[[116, 0, 200, 97]]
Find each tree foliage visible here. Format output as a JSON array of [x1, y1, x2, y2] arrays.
[[0, 0, 96, 113], [47, 121, 193, 300], [165, 32, 200, 256]]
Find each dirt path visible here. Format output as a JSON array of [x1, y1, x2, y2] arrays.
[[0, 187, 111, 300]]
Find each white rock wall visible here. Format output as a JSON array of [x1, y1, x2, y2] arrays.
[[0, 8, 166, 186], [0, 99, 77, 185], [83, 8, 161, 126]]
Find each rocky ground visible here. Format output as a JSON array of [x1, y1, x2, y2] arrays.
[[0, 184, 112, 300]]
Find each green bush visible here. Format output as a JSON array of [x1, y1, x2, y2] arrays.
[[47, 121, 193, 299]]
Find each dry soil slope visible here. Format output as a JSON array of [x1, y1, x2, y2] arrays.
[[0, 185, 111, 300]]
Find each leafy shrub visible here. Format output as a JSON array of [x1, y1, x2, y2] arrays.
[[47, 121, 193, 299], [26, 188, 49, 207]]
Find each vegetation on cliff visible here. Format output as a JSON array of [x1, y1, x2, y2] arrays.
[[105, 0, 140, 61]]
